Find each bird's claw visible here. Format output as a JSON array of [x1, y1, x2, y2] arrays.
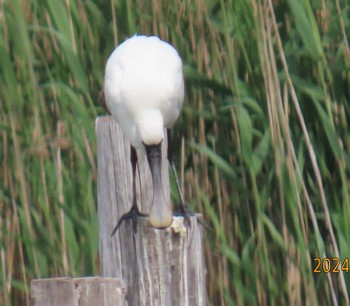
[[174, 206, 194, 227], [174, 204, 210, 230], [111, 208, 148, 236]]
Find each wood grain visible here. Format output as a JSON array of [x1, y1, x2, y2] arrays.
[[30, 277, 125, 306], [96, 116, 206, 306]]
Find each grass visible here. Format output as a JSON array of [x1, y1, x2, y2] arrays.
[[1, 0, 350, 305]]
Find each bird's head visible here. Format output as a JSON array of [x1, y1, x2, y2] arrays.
[[136, 109, 164, 146]]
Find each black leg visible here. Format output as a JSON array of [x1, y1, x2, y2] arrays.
[[167, 129, 210, 230], [130, 146, 138, 211], [167, 129, 188, 213], [167, 129, 193, 227], [111, 146, 147, 236]]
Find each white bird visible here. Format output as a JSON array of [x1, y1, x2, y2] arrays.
[[102, 35, 185, 233]]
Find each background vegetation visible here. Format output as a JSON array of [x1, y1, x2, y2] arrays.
[[1, 0, 350, 305]]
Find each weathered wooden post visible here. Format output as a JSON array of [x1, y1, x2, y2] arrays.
[[96, 116, 206, 306]]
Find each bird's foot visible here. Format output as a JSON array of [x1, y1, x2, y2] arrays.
[[174, 204, 210, 230], [111, 207, 148, 236]]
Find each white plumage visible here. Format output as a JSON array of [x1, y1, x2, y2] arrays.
[[104, 35, 184, 147]]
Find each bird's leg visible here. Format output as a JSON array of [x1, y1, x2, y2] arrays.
[[166, 129, 188, 214], [145, 142, 173, 228], [111, 146, 147, 236], [167, 129, 209, 229], [130, 146, 139, 212]]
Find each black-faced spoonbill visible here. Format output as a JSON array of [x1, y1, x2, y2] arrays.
[[101, 35, 187, 234]]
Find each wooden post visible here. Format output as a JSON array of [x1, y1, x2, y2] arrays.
[[30, 277, 126, 306], [96, 116, 206, 306]]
